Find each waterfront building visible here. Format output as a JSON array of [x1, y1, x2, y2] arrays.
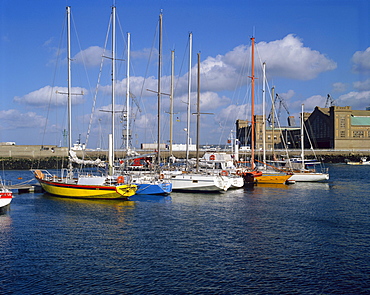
[[236, 105, 370, 151]]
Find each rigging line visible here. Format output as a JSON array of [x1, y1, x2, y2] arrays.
[[70, 12, 94, 151], [39, 11, 67, 162], [85, 12, 112, 150], [138, 18, 159, 144], [217, 40, 251, 147]]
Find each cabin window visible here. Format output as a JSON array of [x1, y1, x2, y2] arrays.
[[192, 180, 198, 183]]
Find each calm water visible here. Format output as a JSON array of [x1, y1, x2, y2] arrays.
[[1, 164, 369, 294]]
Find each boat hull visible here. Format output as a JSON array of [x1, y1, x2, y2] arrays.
[[135, 182, 172, 195], [0, 191, 12, 208], [37, 178, 137, 199], [170, 174, 230, 192], [255, 174, 292, 184], [289, 173, 329, 182]]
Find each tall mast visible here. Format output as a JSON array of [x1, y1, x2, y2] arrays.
[[262, 62, 266, 169], [169, 50, 175, 156], [271, 86, 275, 159], [157, 12, 163, 164], [196, 52, 200, 173], [186, 32, 192, 168], [109, 5, 116, 176], [301, 104, 305, 170], [125, 32, 130, 151], [67, 6, 72, 153], [250, 37, 256, 169]]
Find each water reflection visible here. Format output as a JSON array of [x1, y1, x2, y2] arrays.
[[43, 193, 136, 209]]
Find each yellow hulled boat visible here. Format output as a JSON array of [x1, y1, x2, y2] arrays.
[[254, 173, 292, 184], [34, 170, 137, 199]]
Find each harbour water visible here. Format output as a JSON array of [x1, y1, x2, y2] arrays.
[[1, 164, 369, 294]]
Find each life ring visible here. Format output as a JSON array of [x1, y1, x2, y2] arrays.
[[236, 170, 242, 176], [159, 174, 164, 180], [209, 154, 216, 161], [220, 170, 229, 176], [117, 176, 125, 184]]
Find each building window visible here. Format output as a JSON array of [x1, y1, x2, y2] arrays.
[[353, 131, 364, 138], [340, 131, 345, 138], [267, 135, 271, 140], [340, 117, 346, 128]]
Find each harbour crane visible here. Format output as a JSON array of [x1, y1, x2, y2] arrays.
[[325, 94, 335, 108], [267, 93, 294, 126]]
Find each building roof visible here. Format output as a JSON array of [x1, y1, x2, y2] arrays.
[[351, 116, 370, 126]]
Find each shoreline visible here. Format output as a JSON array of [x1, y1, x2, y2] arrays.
[[1, 147, 370, 169]]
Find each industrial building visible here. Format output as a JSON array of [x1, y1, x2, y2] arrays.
[[236, 106, 370, 151]]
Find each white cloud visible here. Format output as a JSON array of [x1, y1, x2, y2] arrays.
[[332, 82, 347, 92], [73, 46, 105, 67], [14, 86, 87, 107], [0, 109, 47, 130], [353, 79, 370, 91], [336, 91, 370, 109], [352, 47, 370, 74], [255, 34, 337, 80]]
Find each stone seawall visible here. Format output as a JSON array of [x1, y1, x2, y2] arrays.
[[1, 146, 370, 170]]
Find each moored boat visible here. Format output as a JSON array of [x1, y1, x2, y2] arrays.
[[34, 169, 136, 199], [347, 157, 370, 165], [33, 7, 137, 200], [0, 179, 12, 209]]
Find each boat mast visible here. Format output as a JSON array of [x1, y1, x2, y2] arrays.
[[109, 5, 116, 176], [67, 6, 72, 154], [250, 37, 256, 169], [196, 52, 200, 173], [262, 62, 267, 169], [301, 104, 305, 170], [169, 50, 175, 156], [157, 12, 163, 164], [186, 32, 192, 169], [126, 32, 130, 151]]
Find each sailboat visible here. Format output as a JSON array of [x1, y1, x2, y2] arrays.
[[279, 104, 329, 182], [239, 37, 291, 185], [168, 35, 231, 192], [0, 178, 12, 209], [117, 16, 171, 195], [33, 6, 137, 199]]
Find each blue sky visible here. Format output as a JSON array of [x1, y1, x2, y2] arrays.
[[1, 0, 370, 149]]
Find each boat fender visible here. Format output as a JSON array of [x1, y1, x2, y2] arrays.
[[220, 170, 229, 176], [117, 176, 125, 184], [159, 174, 164, 180]]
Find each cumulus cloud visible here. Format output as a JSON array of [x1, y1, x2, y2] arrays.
[[255, 34, 337, 80], [216, 104, 251, 126], [352, 47, 370, 74], [14, 86, 87, 107], [353, 78, 370, 91], [0, 109, 47, 130], [336, 91, 370, 109], [332, 82, 347, 92], [73, 46, 105, 67]]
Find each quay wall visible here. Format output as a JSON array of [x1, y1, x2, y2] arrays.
[[1, 145, 370, 170]]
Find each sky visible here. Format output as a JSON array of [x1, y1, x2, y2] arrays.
[[1, 0, 370, 149]]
